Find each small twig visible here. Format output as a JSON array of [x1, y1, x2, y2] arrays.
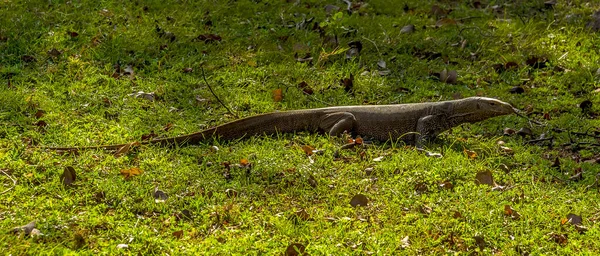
[[0, 169, 16, 194], [201, 68, 238, 119], [513, 110, 546, 126]]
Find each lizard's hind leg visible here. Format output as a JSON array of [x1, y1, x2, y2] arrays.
[[319, 112, 357, 137]]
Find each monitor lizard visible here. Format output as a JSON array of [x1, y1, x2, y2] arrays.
[[41, 97, 516, 151]]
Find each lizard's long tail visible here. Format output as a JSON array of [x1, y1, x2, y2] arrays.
[[41, 109, 323, 151]]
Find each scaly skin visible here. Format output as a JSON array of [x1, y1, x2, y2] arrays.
[[42, 97, 516, 151]]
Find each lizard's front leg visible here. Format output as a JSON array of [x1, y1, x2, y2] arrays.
[[319, 112, 357, 137], [415, 114, 451, 150]]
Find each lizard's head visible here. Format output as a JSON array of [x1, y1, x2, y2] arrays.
[[452, 97, 516, 122]]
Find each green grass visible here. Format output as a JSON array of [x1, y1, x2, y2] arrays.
[[2, 0, 600, 254]]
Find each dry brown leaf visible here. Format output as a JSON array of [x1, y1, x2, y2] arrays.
[[61, 166, 76, 186], [172, 230, 183, 239], [464, 149, 477, 159], [272, 88, 283, 102], [301, 145, 315, 156], [120, 167, 143, 179], [504, 205, 521, 220], [114, 142, 140, 157], [475, 171, 494, 186], [350, 194, 369, 207], [285, 243, 307, 256]]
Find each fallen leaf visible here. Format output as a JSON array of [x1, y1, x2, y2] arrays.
[[435, 18, 457, 27], [440, 69, 457, 84], [580, 100, 593, 113], [567, 213, 582, 225], [116, 244, 129, 249], [285, 243, 306, 256], [120, 167, 143, 179], [324, 4, 340, 14], [35, 109, 46, 118], [68, 31, 79, 37], [47, 48, 61, 57], [345, 41, 362, 59], [154, 187, 168, 203], [297, 81, 313, 95], [172, 230, 183, 239], [400, 25, 415, 34], [464, 149, 477, 159], [526, 56, 548, 69], [504, 205, 521, 219], [475, 171, 494, 186], [350, 194, 369, 207], [114, 142, 139, 157], [509, 86, 525, 94], [517, 127, 534, 138], [419, 205, 432, 215], [60, 166, 76, 186], [548, 233, 568, 245], [414, 182, 428, 193], [294, 209, 311, 221], [400, 236, 410, 248], [21, 55, 36, 63], [182, 67, 193, 73], [301, 145, 315, 156], [272, 88, 283, 102], [377, 59, 387, 69], [503, 128, 516, 136], [500, 146, 514, 154], [129, 91, 156, 101], [340, 74, 354, 93], [439, 180, 453, 190]]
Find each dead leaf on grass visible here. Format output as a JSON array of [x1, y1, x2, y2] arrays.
[[47, 48, 61, 58], [285, 243, 307, 256], [464, 149, 477, 159], [114, 142, 140, 157], [400, 236, 410, 248], [475, 170, 495, 186], [154, 187, 168, 203], [350, 194, 369, 207], [439, 69, 457, 84], [301, 145, 315, 156], [119, 167, 143, 179], [60, 166, 76, 186], [297, 81, 314, 95], [345, 41, 362, 59], [272, 88, 283, 102], [400, 24, 415, 34], [172, 230, 183, 239], [340, 73, 354, 93], [504, 205, 521, 220], [547, 232, 568, 245], [129, 91, 156, 101]]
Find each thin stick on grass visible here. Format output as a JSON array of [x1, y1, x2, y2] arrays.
[[0, 169, 16, 194], [201, 67, 238, 118]]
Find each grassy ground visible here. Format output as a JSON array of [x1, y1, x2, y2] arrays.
[[2, 0, 600, 254]]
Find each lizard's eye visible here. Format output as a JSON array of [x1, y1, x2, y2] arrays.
[[489, 102, 496, 106]]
